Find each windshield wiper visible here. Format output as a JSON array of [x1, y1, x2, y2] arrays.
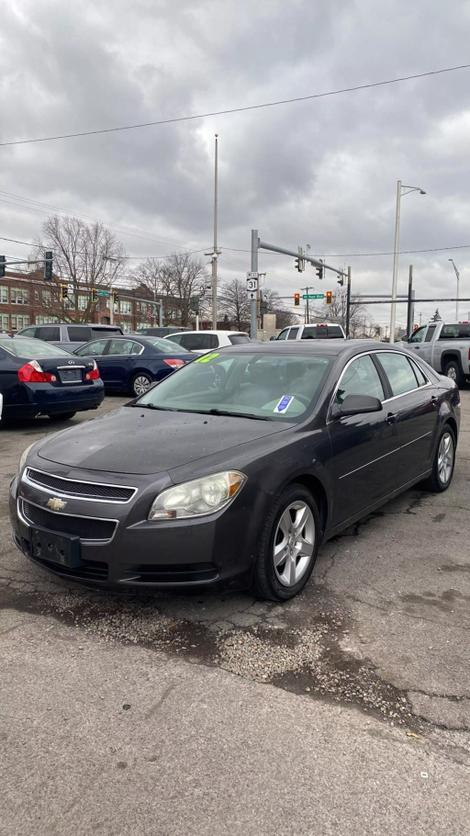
[[205, 408, 271, 421], [130, 403, 181, 411]]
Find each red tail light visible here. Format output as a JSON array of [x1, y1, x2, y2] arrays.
[[18, 360, 56, 383], [163, 358, 185, 369], [85, 360, 101, 380]]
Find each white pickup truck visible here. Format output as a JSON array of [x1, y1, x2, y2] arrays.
[[403, 321, 470, 386]]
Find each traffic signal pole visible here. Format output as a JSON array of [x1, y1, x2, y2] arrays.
[[249, 230, 347, 339]]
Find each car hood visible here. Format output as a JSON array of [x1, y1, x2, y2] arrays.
[[37, 407, 288, 474]]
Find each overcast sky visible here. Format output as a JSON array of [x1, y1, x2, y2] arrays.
[[1, 0, 470, 329]]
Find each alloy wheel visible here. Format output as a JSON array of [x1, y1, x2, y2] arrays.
[[133, 375, 152, 396], [273, 500, 315, 587], [438, 431, 454, 485], [446, 366, 457, 381]]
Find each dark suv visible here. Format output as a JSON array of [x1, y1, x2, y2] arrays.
[[16, 323, 124, 351]]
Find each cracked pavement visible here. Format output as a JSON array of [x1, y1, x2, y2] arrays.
[[1, 393, 470, 834]]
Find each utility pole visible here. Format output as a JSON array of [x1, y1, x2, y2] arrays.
[[304, 286, 310, 324], [448, 258, 461, 321], [406, 265, 413, 336], [250, 229, 258, 339], [211, 134, 220, 329], [345, 267, 352, 337]]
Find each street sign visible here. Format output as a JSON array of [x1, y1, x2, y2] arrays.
[[248, 291, 257, 300], [96, 290, 110, 298], [246, 277, 258, 292], [302, 293, 324, 300]]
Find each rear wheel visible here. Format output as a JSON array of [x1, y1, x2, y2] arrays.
[[48, 412, 76, 422], [443, 359, 464, 388], [422, 426, 456, 492], [131, 373, 153, 397], [253, 484, 320, 601]]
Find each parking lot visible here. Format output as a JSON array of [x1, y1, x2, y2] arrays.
[[2, 393, 470, 834]]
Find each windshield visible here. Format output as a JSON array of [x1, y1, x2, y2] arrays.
[[1, 337, 72, 358], [144, 337, 189, 354], [137, 351, 332, 421]]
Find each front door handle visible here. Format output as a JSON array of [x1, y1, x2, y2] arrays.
[[431, 395, 439, 408], [386, 412, 396, 424]]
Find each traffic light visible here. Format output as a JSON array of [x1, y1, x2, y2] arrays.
[[112, 291, 120, 305], [60, 284, 68, 300], [0, 256, 5, 278], [91, 288, 98, 303], [325, 290, 333, 305], [294, 292, 300, 306], [337, 275, 344, 286], [44, 251, 53, 281], [294, 257, 304, 273], [316, 263, 324, 280]]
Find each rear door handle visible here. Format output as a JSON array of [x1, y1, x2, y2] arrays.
[[431, 395, 439, 408], [386, 412, 396, 424]]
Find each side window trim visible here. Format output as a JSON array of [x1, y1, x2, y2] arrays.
[[374, 351, 433, 402], [328, 351, 386, 420]]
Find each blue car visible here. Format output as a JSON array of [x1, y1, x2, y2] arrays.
[[0, 335, 104, 423], [74, 335, 194, 395]]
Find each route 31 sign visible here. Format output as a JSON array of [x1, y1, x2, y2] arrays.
[[246, 272, 258, 293]]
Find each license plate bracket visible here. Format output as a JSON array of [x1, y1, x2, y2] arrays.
[[59, 369, 82, 384], [30, 527, 81, 568]]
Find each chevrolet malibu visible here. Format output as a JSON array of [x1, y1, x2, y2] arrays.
[[10, 341, 459, 601]]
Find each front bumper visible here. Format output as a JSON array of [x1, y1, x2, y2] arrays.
[[9, 462, 257, 590]]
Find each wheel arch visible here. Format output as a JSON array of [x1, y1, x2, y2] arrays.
[[441, 351, 463, 373], [287, 473, 329, 538]]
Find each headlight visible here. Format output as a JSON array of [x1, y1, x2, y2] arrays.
[[148, 471, 246, 520], [18, 443, 34, 477]]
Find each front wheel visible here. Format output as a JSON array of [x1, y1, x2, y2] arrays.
[[253, 484, 320, 601], [131, 373, 153, 397], [422, 426, 456, 492], [443, 360, 464, 388], [48, 412, 76, 422]]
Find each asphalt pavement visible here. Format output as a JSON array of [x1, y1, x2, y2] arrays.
[[1, 393, 469, 835]]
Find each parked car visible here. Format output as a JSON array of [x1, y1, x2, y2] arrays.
[[0, 335, 104, 422], [273, 323, 346, 340], [16, 323, 124, 351], [74, 334, 194, 395], [404, 321, 470, 387], [165, 330, 251, 354], [11, 341, 459, 600], [137, 326, 191, 337]]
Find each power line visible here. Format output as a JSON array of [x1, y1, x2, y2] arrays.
[[1, 63, 469, 147], [223, 243, 470, 258]]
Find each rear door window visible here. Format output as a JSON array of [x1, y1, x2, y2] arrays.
[[377, 352, 419, 396], [107, 339, 143, 355], [35, 326, 60, 342], [75, 339, 109, 356], [228, 334, 250, 345], [424, 325, 437, 342], [67, 326, 92, 342], [179, 333, 218, 350]]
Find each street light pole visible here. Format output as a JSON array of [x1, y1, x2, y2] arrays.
[[389, 181, 426, 343], [211, 133, 220, 329], [448, 258, 461, 321]]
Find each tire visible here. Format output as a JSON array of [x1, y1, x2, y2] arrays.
[[253, 484, 320, 601], [422, 426, 456, 493], [443, 359, 464, 388], [48, 412, 76, 422], [131, 372, 153, 397]]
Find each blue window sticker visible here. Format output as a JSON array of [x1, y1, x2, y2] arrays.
[[274, 394, 294, 414]]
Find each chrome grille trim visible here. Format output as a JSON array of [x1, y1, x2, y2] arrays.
[[18, 498, 118, 544], [23, 467, 137, 504]]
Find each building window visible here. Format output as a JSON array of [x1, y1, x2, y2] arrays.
[[119, 300, 132, 315], [42, 289, 52, 306], [11, 315, 30, 331], [35, 314, 59, 325], [11, 287, 29, 305], [0, 313, 9, 331], [0, 285, 8, 304], [78, 294, 88, 310]]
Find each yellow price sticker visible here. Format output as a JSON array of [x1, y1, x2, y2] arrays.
[[195, 352, 220, 364]]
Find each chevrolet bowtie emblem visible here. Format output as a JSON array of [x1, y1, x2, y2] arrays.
[[47, 497, 67, 512]]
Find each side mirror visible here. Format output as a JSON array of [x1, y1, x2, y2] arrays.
[[331, 394, 383, 418], [269, 335, 277, 341]]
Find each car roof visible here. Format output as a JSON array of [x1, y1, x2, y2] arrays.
[[216, 340, 408, 357], [169, 330, 248, 336]]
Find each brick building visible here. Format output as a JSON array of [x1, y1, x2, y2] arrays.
[[0, 270, 183, 333]]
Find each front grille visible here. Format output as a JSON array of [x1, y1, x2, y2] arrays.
[[25, 468, 135, 503], [128, 563, 218, 583], [20, 500, 116, 542]]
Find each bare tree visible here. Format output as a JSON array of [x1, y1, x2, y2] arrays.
[[312, 288, 369, 336], [262, 288, 297, 329], [37, 215, 126, 322], [219, 278, 250, 330], [132, 257, 172, 300], [162, 253, 209, 326]]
